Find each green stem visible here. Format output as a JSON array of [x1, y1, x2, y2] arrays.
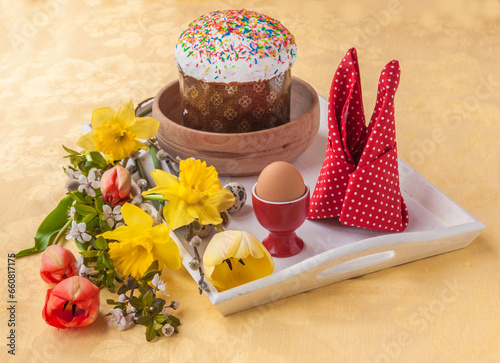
[[143, 194, 167, 201], [135, 156, 162, 210], [138, 106, 152, 117], [149, 147, 161, 171], [135, 157, 149, 184], [215, 224, 224, 233], [53, 218, 72, 245]]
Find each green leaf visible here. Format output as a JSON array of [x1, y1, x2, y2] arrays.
[[167, 315, 181, 327], [95, 196, 104, 212], [101, 252, 114, 269], [154, 315, 167, 324], [62, 145, 81, 156], [68, 191, 86, 204], [117, 285, 129, 295], [15, 196, 73, 258], [152, 320, 163, 331], [114, 272, 124, 284], [138, 284, 150, 295], [145, 323, 158, 342], [130, 296, 145, 310], [82, 212, 98, 224], [141, 269, 160, 282], [146, 260, 160, 273], [89, 151, 107, 169], [127, 276, 140, 290], [99, 219, 112, 232], [94, 236, 108, 250], [106, 273, 115, 291], [143, 290, 154, 307], [136, 316, 152, 326], [86, 217, 99, 230], [153, 298, 166, 310], [75, 240, 90, 252], [74, 203, 97, 216], [79, 250, 99, 258], [140, 260, 160, 282]]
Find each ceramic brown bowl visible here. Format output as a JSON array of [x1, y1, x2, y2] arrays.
[[153, 77, 320, 176]]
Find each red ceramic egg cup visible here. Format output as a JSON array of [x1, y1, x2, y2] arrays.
[[252, 183, 310, 258]]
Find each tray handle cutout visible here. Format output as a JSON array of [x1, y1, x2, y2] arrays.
[[316, 250, 396, 279]]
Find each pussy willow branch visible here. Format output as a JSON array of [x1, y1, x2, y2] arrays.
[[193, 245, 206, 295]]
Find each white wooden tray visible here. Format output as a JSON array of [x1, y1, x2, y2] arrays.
[[141, 95, 485, 316]]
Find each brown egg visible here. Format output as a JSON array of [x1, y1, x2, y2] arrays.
[[256, 161, 306, 202]]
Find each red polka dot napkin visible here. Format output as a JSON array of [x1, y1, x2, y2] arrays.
[[308, 48, 409, 232]]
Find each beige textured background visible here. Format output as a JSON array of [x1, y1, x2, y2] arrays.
[[1, 0, 499, 362]]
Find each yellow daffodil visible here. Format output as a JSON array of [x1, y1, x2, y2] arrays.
[[202, 230, 274, 292], [77, 100, 159, 163], [99, 203, 181, 279], [143, 159, 235, 230]]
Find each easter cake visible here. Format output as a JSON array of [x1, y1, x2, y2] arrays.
[[175, 9, 297, 133]]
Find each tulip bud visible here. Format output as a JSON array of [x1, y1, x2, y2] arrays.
[[40, 245, 78, 284], [42, 276, 100, 329], [202, 230, 274, 292], [100, 165, 132, 206]]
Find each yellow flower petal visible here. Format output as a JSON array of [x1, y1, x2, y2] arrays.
[[76, 130, 97, 152], [127, 117, 159, 140], [145, 159, 233, 230], [99, 225, 145, 242], [149, 225, 182, 270], [121, 203, 153, 228], [113, 100, 136, 128], [91, 107, 115, 129], [180, 159, 220, 195], [93, 122, 138, 162], [203, 230, 241, 265], [205, 188, 235, 213], [202, 230, 274, 292], [162, 199, 193, 230], [108, 240, 154, 279], [188, 203, 222, 226], [235, 231, 266, 260], [149, 169, 179, 190], [135, 140, 150, 151], [144, 170, 180, 201]]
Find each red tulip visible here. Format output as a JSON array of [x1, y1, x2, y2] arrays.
[[100, 165, 132, 206], [42, 276, 100, 329], [40, 245, 77, 284]]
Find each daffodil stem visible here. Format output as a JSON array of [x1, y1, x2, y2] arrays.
[[134, 157, 161, 210], [215, 224, 224, 233], [149, 147, 161, 171], [138, 106, 152, 117], [136, 97, 154, 117], [135, 157, 149, 185], [143, 194, 167, 201], [53, 218, 72, 246]]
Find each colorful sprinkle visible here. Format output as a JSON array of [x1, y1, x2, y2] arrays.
[[175, 9, 297, 82]]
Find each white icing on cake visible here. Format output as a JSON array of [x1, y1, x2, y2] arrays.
[[175, 9, 297, 84]]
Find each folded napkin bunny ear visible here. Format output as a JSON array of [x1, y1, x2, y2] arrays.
[[308, 48, 366, 219], [308, 50, 409, 232], [340, 61, 409, 232]]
